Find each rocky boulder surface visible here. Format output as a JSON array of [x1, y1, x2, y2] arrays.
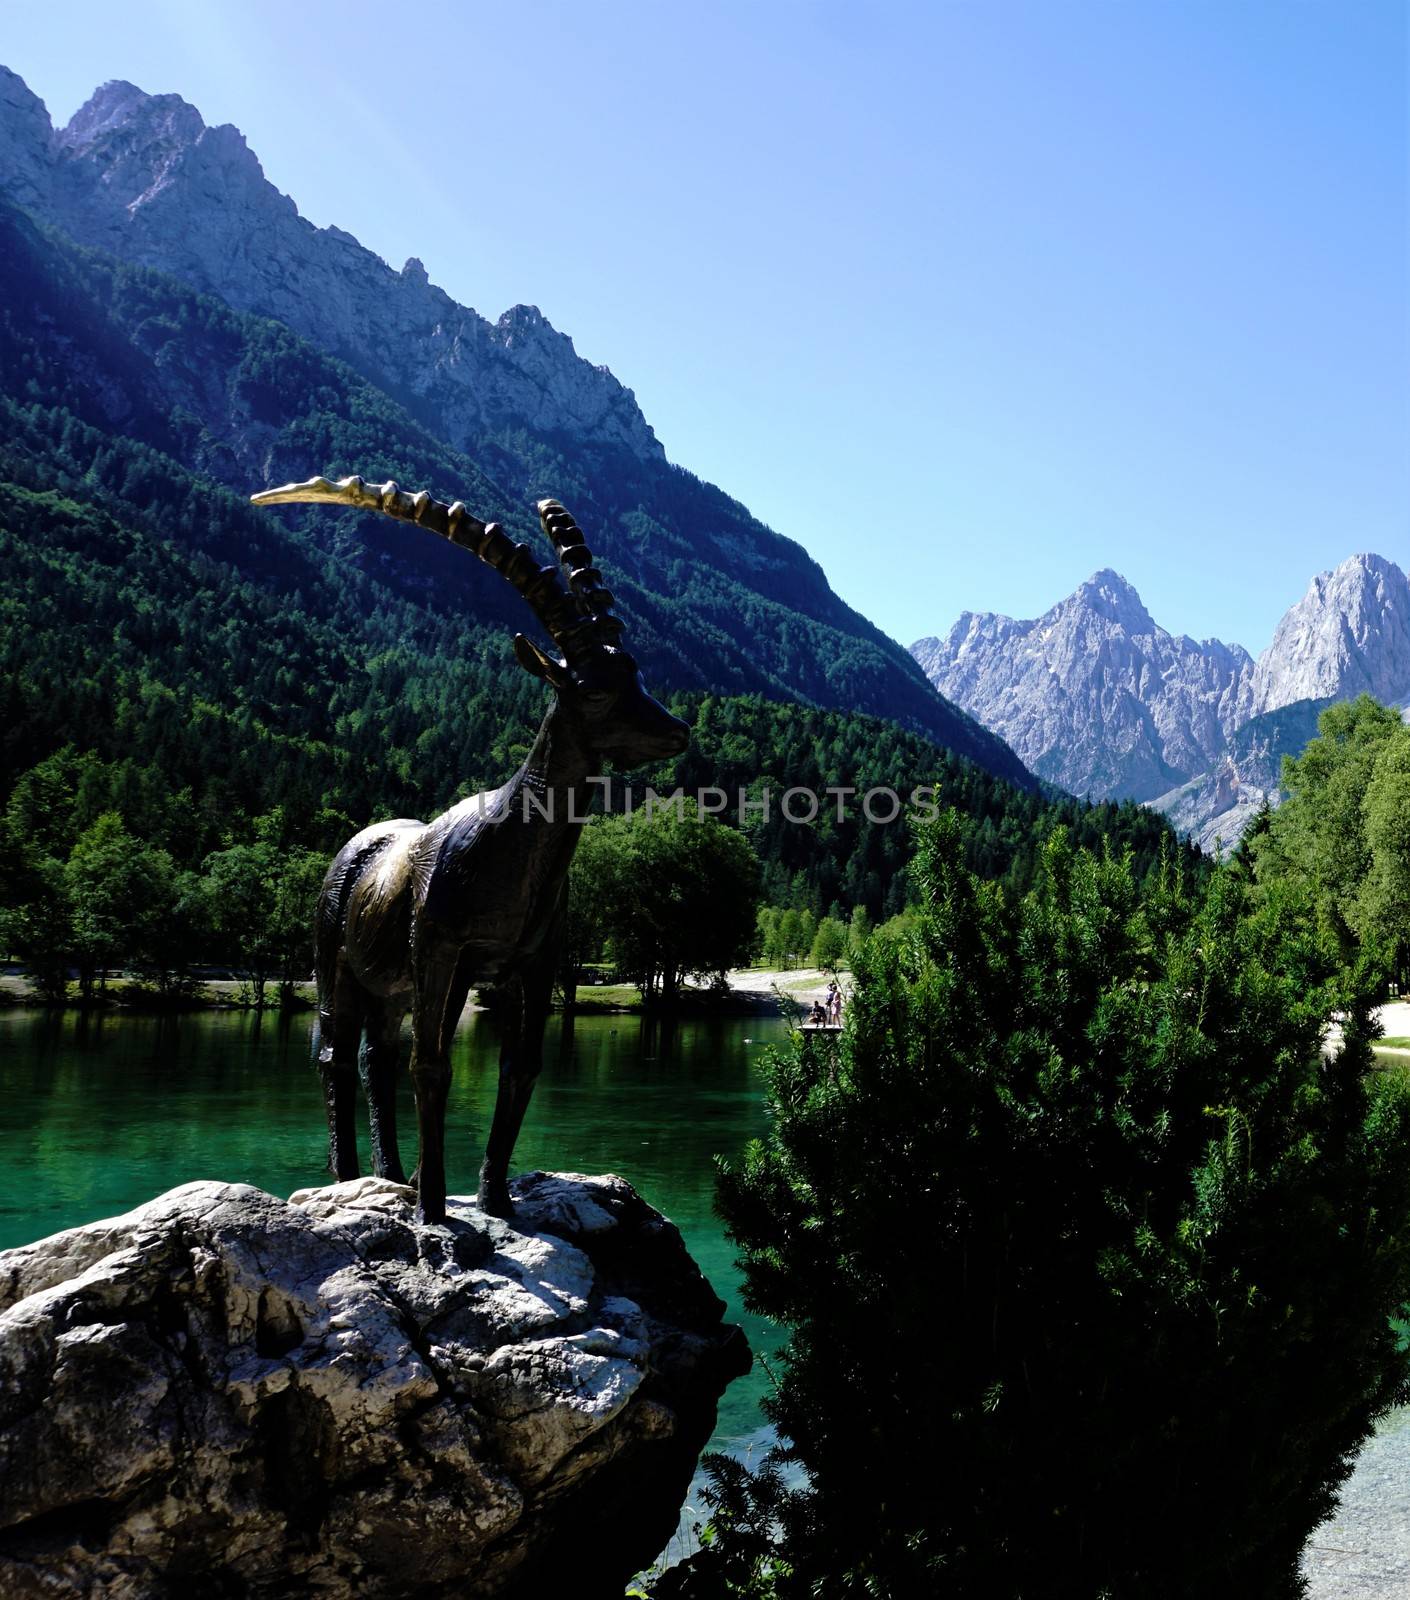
[[0, 1173, 749, 1598]]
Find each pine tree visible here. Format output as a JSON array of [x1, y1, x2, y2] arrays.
[[668, 815, 1410, 1598]]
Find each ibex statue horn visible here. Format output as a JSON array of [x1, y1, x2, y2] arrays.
[[253, 472, 689, 1224], [254, 474, 603, 657]]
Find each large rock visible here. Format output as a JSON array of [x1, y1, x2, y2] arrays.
[[0, 1173, 749, 1598]]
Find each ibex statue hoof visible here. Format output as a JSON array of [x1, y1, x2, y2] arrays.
[[477, 1182, 515, 1220], [254, 475, 689, 1226]]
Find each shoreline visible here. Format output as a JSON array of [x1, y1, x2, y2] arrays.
[[0, 967, 847, 1021]]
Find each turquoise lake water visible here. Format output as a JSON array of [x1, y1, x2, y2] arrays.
[[0, 1004, 784, 1460]]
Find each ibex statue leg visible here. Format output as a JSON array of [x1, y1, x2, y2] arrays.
[[479, 925, 559, 1217], [360, 999, 408, 1185], [410, 951, 471, 1226], [316, 962, 364, 1183]]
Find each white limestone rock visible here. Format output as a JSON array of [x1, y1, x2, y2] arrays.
[[1148, 761, 1277, 858], [0, 1173, 747, 1598], [0, 66, 55, 213], [914, 555, 1410, 850], [912, 570, 1254, 803], [1251, 554, 1410, 717]]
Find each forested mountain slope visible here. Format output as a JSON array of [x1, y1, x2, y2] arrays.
[[0, 64, 1028, 784], [0, 200, 1187, 918], [0, 63, 1209, 942]]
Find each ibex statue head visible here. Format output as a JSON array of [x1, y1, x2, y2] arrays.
[[254, 474, 688, 769], [252, 474, 689, 1223]]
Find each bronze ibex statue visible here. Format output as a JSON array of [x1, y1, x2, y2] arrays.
[[250, 474, 689, 1223]]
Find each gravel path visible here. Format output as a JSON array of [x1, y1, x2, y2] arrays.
[[1303, 1001, 1410, 1594], [1304, 1409, 1410, 1597]]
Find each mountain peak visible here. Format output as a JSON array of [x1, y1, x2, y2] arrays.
[[1068, 568, 1154, 634], [913, 571, 1253, 803], [1333, 551, 1402, 586], [0, 62, 48, 119], [0, 60, 666, 466], [497, 303, 549, 334], [60, 80, 204, 152], [1252, 551, 1410, 716]]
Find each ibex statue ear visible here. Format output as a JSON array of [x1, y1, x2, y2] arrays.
[[514, 633, 571, 688]]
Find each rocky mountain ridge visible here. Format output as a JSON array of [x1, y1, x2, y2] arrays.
[[913, 552, 1410, 847], [1250, 553, 1410, 717], [913, 569, 1255, 805], [0, 62, 1030, 782], [3, 71, 663, 466]]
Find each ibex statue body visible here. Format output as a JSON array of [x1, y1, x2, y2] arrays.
[[251, 475, 689, 1223]]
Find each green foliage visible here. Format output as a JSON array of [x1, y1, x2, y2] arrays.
[[777, 910, 815, 971], [566, 810, 761, 1003], [0, 198, 1202, 1005], [807, 917, 848, 969], [753, 908, 779, 968], [1251, 695, 1410, 982], [0, 819, 71, 1001], [201, 815, 328, 1007], [646, 1457, 796, 1599], [65, 812, 177, 1001], [612, 694, 1198, 920], [874, 904, 922, 944], [847, 905, 872, 961], [752, 907, 820, 972], [1356, 732, 1410, 975], [0, 763, 325, 1006], [670, 815, 1410, 1598]]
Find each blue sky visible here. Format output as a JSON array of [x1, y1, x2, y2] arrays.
[[6, 0, 1406, 655]]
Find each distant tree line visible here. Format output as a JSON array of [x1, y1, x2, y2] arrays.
[[565, 810, 761, 1002], [0, 754, 325, 1007]]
